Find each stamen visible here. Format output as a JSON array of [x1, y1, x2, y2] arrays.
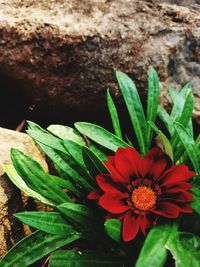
[[131, 186, 156, 211]]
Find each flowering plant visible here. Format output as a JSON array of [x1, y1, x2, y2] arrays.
[[1, 67, 200, 267]]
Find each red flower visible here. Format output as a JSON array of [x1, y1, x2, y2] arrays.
[[88, 147, 195, 242]]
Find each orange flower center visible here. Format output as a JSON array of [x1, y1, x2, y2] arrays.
[[131, 186, 156, 211]]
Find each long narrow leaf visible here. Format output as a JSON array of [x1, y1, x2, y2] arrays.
[[82, 146, 109, 177], [171, 91, 194, 150], [0, 230, 80, 267], [15, 212, 76, 235], [27, 129, 67, 154], [11, 149, 72, 204], [116, 71, 147, 155], [57, 203, 106, 242], [75, 122, 129, 152], [32, 142, 95, 193], [49, 250, 129, 267], [106, 89, 122, 139], [3, 164, 54, 207], [146, 66, 159, 148], [47, 124, 107, 160], [158, 106, 174, 136], [174, 123, 200, 174], [148, 121, 173, 161]]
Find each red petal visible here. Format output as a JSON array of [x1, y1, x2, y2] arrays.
[[179, 204, 192, 213], [88, 189, 102, 200], [122, 212, 141, 241], [115, 147, 141, 182], [104, 156, 127, 183], [164, 182, 192, 191], [159, 165, 195, 187], [142, 147, 169, 180], [162, 189, 193, 202], [140, 216, 151, 236], [150, 202, 180, 218], [96, 174, 123, 193], [99, 192, 130, 214]]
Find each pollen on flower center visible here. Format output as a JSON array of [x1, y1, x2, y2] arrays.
[[131, 186, 156, 211]]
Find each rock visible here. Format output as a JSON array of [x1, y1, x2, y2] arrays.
[[0, 0, 200, 128], [0, 127, 48, 257]]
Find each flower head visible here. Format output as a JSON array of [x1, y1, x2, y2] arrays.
[[88, 147, 195, 242]]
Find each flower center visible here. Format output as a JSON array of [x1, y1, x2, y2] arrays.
[[131, 186, 156, 211]]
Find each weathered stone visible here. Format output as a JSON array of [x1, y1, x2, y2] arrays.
[[0, 0, 200, 128], [0, 128, 48, 257]]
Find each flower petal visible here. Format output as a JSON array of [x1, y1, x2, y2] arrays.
[[140, 215, 151, 236], [162, 189, 193, 203], [164, 182, 192, 191], [159, 165, 195, 187], [96, 174, 123, 193], [142, 147, 169, 180], [150, 202, 180, 218], [88, 189, 102, 200], [104, 156, 127, 183], [115, 147, 141, 182], [99, 192, 130, 214], [122, 212, 141, 241]]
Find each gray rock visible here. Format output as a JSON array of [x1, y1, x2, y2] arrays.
[[0, 0, 199, 127], [0, 127, 48, 257]]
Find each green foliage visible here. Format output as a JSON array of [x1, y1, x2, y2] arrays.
[[166, 232, 200, 267], [107, 89, 122, 139], [104, 219, 122, 243], [15, 212, 76, 235], [135, 224, 178, 267], [0, 230, 80, 267], [49, 250, 130, 267], [146, 66, 160, 148], [75, 122, 129, 152], [11, 148, 72, 204], [116, 71, 147, 156], [1, 67, 199, 267], [148, 121, 173, 161]]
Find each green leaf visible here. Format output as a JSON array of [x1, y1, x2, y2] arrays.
[[48, 124, 107, 161], [63, 140, 85, 167], [57, 203, 105, 241], [75, 122, 129, 152], [135, 223, 178, 267], [148, 121, 173, 161], [158, 106, 174, 136], [15, 211, 76, 235], [32, 142, 95, 193], [49, 250, 130, 267], [106, 89, 122, 139], [190, 186, 200, 214], [82, 146, 109, 177], [47, 124, 85, 144], [11, 149, 72, 205], [174, 123, 200, 174], [169, 83, 192, 123], [166, 232, 200, 267], [3, 164, 54, 207], [146, 66, 159, 148], [0, 230, 80, 267], [116, 71, 147, 156], [27, 120, 48, 132], [104, 219, 122, 243], [171, 91, 194, 150], [27, 129, 67, 154]]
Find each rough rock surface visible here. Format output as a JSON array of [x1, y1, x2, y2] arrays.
[[0, 127, 48, 257], [0, 0, 200, 128]]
